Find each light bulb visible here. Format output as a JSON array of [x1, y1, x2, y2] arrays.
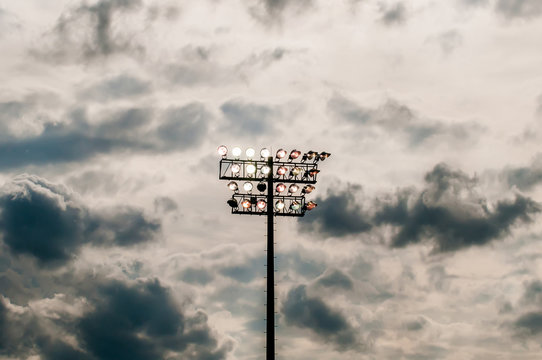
[[228, 181, 238, 191], [288, 184, 299, 193], [261, 165, 271, 175], [246, 148, 255, 158], [275, 200, 285, 210], [246, 164, 256, 175], [260, 148, 271, 158], [290, 201, 301, 211], [276, 183, 286, 193], [232, 147, 242, 158], [217, 145, 228, 156], [257, 200, 267, 209], [276, 149, 287, 159], [243, 182, 253, 192], [241, 199, 251, 209], [231, 164, 241, 174], [277, 166, 287, 176]]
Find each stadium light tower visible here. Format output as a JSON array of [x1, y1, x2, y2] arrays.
[[217, 146, 330, 360]]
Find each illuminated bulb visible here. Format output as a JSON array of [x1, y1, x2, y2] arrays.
[[257, 200, 267, 210], [246, 148, 255, 158], [243, 182, 253, 192], [231, 164, 241, 174], [290, 167, 302, 177], [232, 147, 242, 158], [276, 183, 286, 193], [241, 199, 251, 209], [227, 181, 238, 191], [277, 166, 287, 176], [288, 184, 299, 193], [276, 149, 287, 159], [261, 165, 271, 175], [246, 164, 256, 175], [290, 201, 301, 211], [275, 200, 285, 210], [260, 148, 271, 158], [217, 145, 228, 156], [289, 150, 301, 160], [306, 201, 317, 211], [302, 185, 315, 194]]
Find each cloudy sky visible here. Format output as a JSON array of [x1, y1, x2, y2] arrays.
[[1, 0, 542, 359]]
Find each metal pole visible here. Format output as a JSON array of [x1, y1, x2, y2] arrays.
[[266, 156, 275, 360]]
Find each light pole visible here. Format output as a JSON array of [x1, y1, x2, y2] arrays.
[[217, 146, 330, 360]]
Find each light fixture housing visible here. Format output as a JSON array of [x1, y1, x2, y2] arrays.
[[243, 182, 253, 192], [232, 147, 242, 158], [227, 198, 238, 208], [241, 199, 251, 209], [246, 164, 256, 175], [290, 167, 302, 177], [276, 149, 287, 159], [319, 152, 331, 161], [305, 201, 317, 211], [302, 185, 315, 194], [260, 148, 271, 158], [289, 150, 301, 160], [288, 184, 299, 193], [290, 201, 301, 211], [277, 166, 287, 176], [228, 181, 238, 191], [275, 200, 285, 210], [275, 183, 286, 193], [217, 145, 228, 156], [257, 183, 267, 192], [257, 200, 267, 210]]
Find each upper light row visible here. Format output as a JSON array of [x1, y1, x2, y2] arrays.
[[217, 146, 330, 162]]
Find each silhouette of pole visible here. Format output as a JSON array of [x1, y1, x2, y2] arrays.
[[266, 156, 275, 360]]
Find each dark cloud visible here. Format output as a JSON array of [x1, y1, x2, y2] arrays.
[[301, 163, 540, 253], [459, 0, 489, 6], [299, 184, 372, 238], [78, 74, 151, 102], [495, 0, 542, 20], [375, 163, 540, 252], [220, 100, 280, 136], [282, 285, 362, 351], [219, 256, 265, 283], [404, 317, 427, 331], [35, 0, 144, 62], [0, 102, 210, 170], [154, 196, 178, 214], [0, 175, 160, 266], [0, 278, 232, 360], [502, 154, 542, 191], [328, 94, 483, 148], [521, 280, 542, 305], [247, 0, 314, 24], [316, 269, 353, 290], [181, 268, 214, 285], [513, 312, 542, 336], [379, 2, 407, 26]]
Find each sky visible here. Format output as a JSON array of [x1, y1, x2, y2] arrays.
[[1, 0, 542, 359]]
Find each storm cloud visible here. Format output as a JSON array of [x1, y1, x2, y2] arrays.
[[495, 0, 542, 20], [282, 285, 362, 351], [0, 102, 210, 170], [0, 175, 160, 266], [502, 154, 542, 191]]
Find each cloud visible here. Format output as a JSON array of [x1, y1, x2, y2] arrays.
[[282, 285, 363, 351], [35, 0, 144, 62], [459, 0, 489, 6], [301, 163, 540, 253], [220, 100, 281, 136], [435, 30, 463, 55], [495, 0, 542, 20], [247, 0, 314, 24], [78, 74, 151, 102], [0, 102, 210, 170], [316, 269, 354, 290], [299, 184, 372, 238], [501, 154, 542, 191], [0, 175, 160, 266], [378, 2, 407, 26], [327, 94, 483, 148], [0, 278, 232, 360]]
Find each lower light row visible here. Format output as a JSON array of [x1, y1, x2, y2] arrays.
[[227, 181, 315, 195], [227, 198, 317, 211]]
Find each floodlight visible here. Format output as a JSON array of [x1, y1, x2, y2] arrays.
[[246, 148, 255, 159], [257, 183, 267, 192], [232, 147, 242, 158], [257, 200, 267, 210], [276, 183, 286, 193], [231, 164, 241, 174], [241, 199, 251, 209], [319, 152, 331, 161], [290, 201, 301, 211], [228, 181, 238, 191], [246, 164, 256, 175], [277, 166, 287, 176], [275, 200, 285, 210], [305, 201, 317, 211], [276, 149, 287, 159], [308, 169, 320, 177], [217, 145, 228, 156], [289, 150, 301, 160], [260, 148, 271, 158], [261, 165, 271, 175], [290, 167, 302, 177], [243, 182, 253, 192], [227, 198, 238, 208], [288, 184, 299, 193], [302, 185, 315, 194]]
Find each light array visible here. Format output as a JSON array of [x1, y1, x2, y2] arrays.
[[218, 146, 330, 217]]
